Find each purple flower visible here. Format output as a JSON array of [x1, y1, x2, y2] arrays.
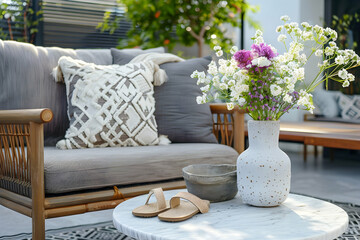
[[251, 43, 277, 60], [233, 50, 253, 69]]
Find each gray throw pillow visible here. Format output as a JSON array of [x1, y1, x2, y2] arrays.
[[312, 90, 340, 117], [111, 47, 165, 64], [111, 49, 217, 143]]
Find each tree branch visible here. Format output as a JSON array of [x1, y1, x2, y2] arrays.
[[189, 29, 201, 41]]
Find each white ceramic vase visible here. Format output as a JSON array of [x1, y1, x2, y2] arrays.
[[237, 120, 291, 207]]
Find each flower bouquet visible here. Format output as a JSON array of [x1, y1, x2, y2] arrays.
[[192, 15, 359, 120], [191, 16, 360, 207]]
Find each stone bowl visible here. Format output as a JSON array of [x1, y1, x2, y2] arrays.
[[182, 164, 237, 202]]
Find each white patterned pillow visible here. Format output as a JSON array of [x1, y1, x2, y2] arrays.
[[56, 56, 160, 149], [338, 94, 360, 120]]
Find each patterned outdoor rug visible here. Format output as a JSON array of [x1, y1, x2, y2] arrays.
[[1, 198, 359, 240]]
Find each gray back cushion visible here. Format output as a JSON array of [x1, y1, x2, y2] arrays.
[[111, 49, 217, 143], [111, 47, 165, 63], [313, 90, 340, 118], [0, 40, 112, 145]]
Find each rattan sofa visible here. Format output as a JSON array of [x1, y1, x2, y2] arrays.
[[0, 40, 245, 239]]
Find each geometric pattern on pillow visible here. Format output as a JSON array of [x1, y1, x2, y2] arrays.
[[338, 94, 360, 120], [56, 56, 160, 149]]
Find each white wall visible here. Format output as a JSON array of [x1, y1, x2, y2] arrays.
[[244, 0, 325, 122]]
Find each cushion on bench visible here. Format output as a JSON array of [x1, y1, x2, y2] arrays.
[[0, 40, 113, 146], [44, 143, 238, 194]]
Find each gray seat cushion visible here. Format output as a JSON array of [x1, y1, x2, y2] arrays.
[[44, 143, 238, 194]]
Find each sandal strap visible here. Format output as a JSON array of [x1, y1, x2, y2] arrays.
[[144, 188, 167, 211], [170, 192, 209, 213]]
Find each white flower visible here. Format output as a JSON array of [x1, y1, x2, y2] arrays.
[[329, 41, 337, 47], [230, 46, 238, 54], [276, 26, 283, 32], [302, 31, 313, 40], [255, 29, 263, 37], [238, 97, 246, 106], [218, 59, 227, 66], [290, 22, 298, 28], [216, 50, 223, 57], [190, 70, 199, 78], [297, 90, 314, 114], [283, 94, 293, 103], [308, 105, 315, 114], [294, 68, 305, 80], [342, 80, 350, 87], [277, 34, 287, 42], [196, 95, 207, 104], [239, 84, 249, 93], [298, 53, 307, 64], [269, 45, 278, 55], [313, 25, 323, 33], [221, 75, 228, 83], [315, 49, 323, 57], [213, 46, 221, 51], [212, 75, 220, 87], [280, 15, 290, 22], [218, 65, 227, 75], [287, 83, 295, 92], [228, 80, 235, 87], [338, 69, 348, 79], [348, 73, 355, 82], [195, 71, 207, 85], [335, 55, 345, 65], [226, 102, 234, 110], [270, 84, 282, 96], [324, 47, 334, 56], [254, 36, 264, 44], [251, 57, 272, 67], [200, 85, 210, 93], [301, 22, 310, 28], [208, 66, 218, 75], [219, 83, 228, 90]]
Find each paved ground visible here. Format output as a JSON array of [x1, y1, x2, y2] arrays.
[[1, 145, 360, 236]]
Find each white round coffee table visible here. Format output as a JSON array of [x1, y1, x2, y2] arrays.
[[113, 189, 348, 240]]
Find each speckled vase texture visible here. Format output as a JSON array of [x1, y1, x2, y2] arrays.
[[237, 120, 291, 207]]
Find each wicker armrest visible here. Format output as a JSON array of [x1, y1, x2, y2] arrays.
[[0, 108, 53, 124], [209, 103, 246, 153], [0, 108, 52, 203]]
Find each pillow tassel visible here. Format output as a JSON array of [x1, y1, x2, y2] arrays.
[[153, 64, 168, 86]]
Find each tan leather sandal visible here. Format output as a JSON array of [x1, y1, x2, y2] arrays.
[[132, 188, 170, 217], [158, 192, 210, 222]]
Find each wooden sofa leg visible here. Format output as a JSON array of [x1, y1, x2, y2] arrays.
[[30, 122, 46, 240], [303, 144, 307, 162], [314, 146, 318, 158], [32, 210, 45, 240]]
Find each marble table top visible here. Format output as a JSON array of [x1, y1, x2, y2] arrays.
[[113, 189, 349, 240]]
